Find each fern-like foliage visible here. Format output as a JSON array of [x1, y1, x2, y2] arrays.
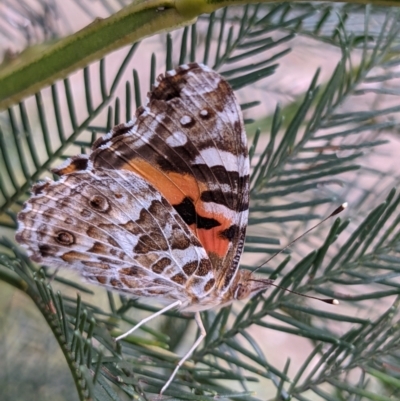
[[1, 3, 400, 401]]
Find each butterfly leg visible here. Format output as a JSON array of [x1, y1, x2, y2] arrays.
[[115, 300, 182, 342], [160, 311, 206, 395]]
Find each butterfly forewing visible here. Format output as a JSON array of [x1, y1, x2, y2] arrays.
[[53, 63, 250, 296]]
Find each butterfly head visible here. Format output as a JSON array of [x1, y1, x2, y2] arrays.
[[231, 268, 339, 306], [232, 269, 273, 300]]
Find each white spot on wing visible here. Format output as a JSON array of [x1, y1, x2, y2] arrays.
[[197, 63, 212, 72], [180, 115, 192, 126], [193, 148, 249, 174], [166, 131, 187, 147], [201, 202, 248, 222]]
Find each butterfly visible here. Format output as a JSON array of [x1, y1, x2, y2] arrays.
[[16, 62, 274, 394]]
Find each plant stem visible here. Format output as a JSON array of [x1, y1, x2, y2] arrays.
[[1, 0, 399, 110]]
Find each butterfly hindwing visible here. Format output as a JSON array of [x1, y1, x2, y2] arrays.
[[16, 168, 215, 303]]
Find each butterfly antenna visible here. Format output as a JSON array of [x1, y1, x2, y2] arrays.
[[271, 281, 339, 304], [252, 202, 348, 275]]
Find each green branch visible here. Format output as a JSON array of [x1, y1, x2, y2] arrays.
[[1, 0, 400, 110], [0, 0, 195, 110]]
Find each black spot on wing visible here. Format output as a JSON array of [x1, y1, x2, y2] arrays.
[[68, 156, 89, 172], [200, 189, 238, 211], [173, 197, 220, 229], [38, 244, 55, 257], [219, 225, 238, 241], [200, 186, 249, 213]]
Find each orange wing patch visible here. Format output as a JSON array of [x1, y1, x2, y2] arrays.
[[119, 159, 232, 259], [121, 159, 202, 206], [194, 203, 233, 258]]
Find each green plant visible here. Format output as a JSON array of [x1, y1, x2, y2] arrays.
[[1, 2, 400, 400]]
